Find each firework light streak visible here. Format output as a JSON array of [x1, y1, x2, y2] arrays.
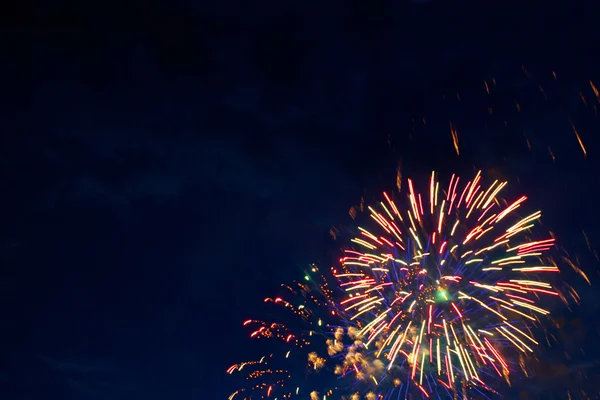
[[228, 171, 572, 399]]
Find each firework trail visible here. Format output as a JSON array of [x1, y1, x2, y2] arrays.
[[228, 171, 572, 399]]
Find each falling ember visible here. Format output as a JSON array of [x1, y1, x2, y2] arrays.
[[450, 123, 460, 155], [569, 120, 587, 158], [548, 146, 555, 162], [590, 80, 599, 102], [396, 162, 403, 192], [229, 171, 569, 400]]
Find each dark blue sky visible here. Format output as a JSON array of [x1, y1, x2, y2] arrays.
[[5, 0, 600, 398]]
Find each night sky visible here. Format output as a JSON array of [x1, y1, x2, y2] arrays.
[[5, 0, 600, 398]]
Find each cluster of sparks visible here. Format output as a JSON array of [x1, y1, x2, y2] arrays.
[[441, 69, 596, 161], [228, 171, 573, 400]]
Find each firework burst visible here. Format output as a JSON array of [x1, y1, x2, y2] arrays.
[[229, 171, 569, 399]]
